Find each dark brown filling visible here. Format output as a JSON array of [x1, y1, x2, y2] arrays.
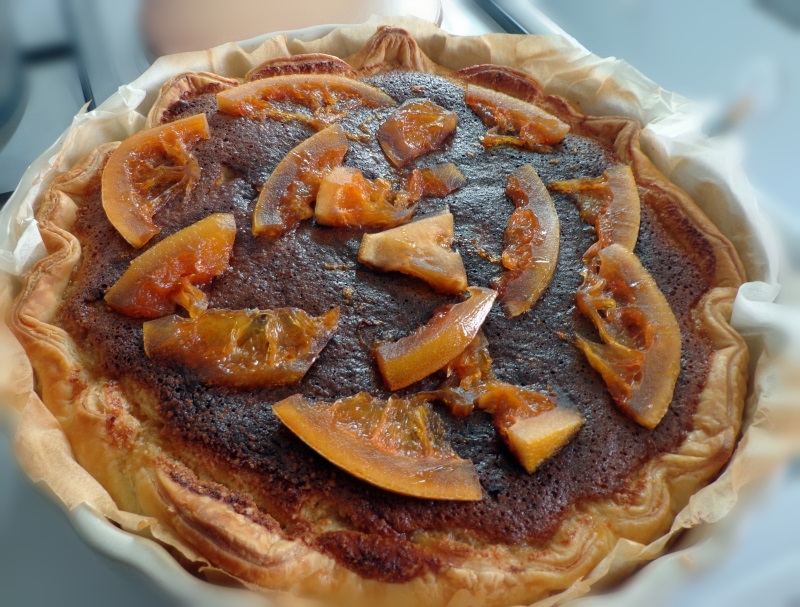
[[60, 70, 713, 581]]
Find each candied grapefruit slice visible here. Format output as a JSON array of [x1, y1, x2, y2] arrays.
[[505, 408, 584, 473], [548, 165, 640, 254], [102, 113, 211, 248], [377, 99, 458, 167], [375, 286, 497, 391], [465, 84, 569, 150], [428, 332, 494, 418], [217, 74, 396, 119], [358, 209, 468, 293], [314, 166, 415, 229], [252, 125, 349, 237], [143, 307, 339, 388], [494, 164, 560, 317], [273, 393, 482, 501], [105, 213, 235, 319], [575, 244, 681, 428], [406, 163, 467, 200]]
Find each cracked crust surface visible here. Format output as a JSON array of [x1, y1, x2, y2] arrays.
[[10, 26, 748, 607]]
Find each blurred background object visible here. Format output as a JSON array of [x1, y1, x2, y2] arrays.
[[143, 0, 442, 55], [1, 1, 798, 606]]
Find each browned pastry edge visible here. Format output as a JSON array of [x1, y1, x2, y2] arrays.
[[9, 26, 748, 607]]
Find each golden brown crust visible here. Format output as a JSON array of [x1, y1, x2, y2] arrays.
[[9, 25, 748, 607]]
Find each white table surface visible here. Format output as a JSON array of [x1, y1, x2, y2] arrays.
[[2, 1, 799, 606]]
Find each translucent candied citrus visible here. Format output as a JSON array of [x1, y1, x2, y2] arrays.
[[465, 84, 569, 150], [405, 163, 467, 200], [273, 393, 482, 501], [102, 113, 210, 248], [575, 244, 681, 429], [105, 213, 235, 319], [374, 286, 497, 390], [143, 307, 339, 388], [548, 165, 640, 254], [476, 382, 583, 473], [358, 210, 468, 293], [377, 99, 458, 167], [505, 407, 584, 473], [217, 74, 396, 122], [493, 164, 560, 317], [314, 167, 416, 229], [252, 125, 349, 237], [429, 332, 494, 418]]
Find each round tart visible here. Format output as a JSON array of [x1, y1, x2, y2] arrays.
[[9, 26, 748, 607]]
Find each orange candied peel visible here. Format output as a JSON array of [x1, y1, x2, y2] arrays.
[[575, 243, 681, 429], [405, 163, 467, 200], [548, 165, 640, 254], [377, 99, 458, 167], [104, 213, 235, 319], [374, 286, 497, 391], [494, 164, 560, 317], [314, 167, 415, 229], [252, 125, 349, 237], [216, 74, 396, 125], [143, 306, 339, 388], [273, 393, 482, 501], [465, 84, 569, 151], [428, 332, 494, 418], [358, 209, 468, 294], [102, 113, 211, 248]]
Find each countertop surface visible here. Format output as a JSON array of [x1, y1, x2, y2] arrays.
[[1, 1, 799, 606]]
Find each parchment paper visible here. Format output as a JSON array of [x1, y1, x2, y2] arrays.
[[1, 15, 797, 607]]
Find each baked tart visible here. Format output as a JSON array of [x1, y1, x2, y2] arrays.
[[9, 26, 748, 607]]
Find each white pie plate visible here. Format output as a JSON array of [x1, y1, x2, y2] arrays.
[[0, 17, 789, 607]]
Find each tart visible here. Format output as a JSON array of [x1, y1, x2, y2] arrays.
[[8, 26, 748, 607]]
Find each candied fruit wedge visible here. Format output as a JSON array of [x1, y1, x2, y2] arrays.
[[102, 113, 210, 248], [217, 74, 396, 120], [377, 99, 458, 167], [465, 84, 569, 150], [358, 210, 468, 293], [253, 125, 349, 237], [105, 213, 235, 319], [476, 381, 583, 473], [549, 165, 640, 254], [506, 408, 584, 473], [406, 163, 467, 199], [273, 393, 482, 501], [374, 286, 497, 390], [575, 244, 681, 429], [428, 332, 494, 418], [315, 167, 416, 229], [494, 164, 560, 317], [143, 307, 339, 388]]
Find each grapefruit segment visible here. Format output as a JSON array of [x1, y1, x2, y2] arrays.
[[273, 393, 482, 501], [102, 113, 210, 248], [377, 99, 458, 167]]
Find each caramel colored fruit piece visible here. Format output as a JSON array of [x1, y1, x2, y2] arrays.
[[217, 74, 396, 119], [377, 99, 458, 167], [375, 286, 497, 390], [549, 165, 640, 254], [506, 408, 584, 473], [494, 164, 560, 317], [315, 166, 416, 229], [253, 125, 348, 237], [406, 163, 467, 199], [273, 393, 481, 501], [143, 307, 339, 388], [105, 213, 235, 319], [431, 332, 494, 418], [102, 113, 210, 248], [358, 210, 468, 293], [465, 84, 569, 150], [575, 244, 681, 429]]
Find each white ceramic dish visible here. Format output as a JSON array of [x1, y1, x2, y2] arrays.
[[1, 17, 789, 607]]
